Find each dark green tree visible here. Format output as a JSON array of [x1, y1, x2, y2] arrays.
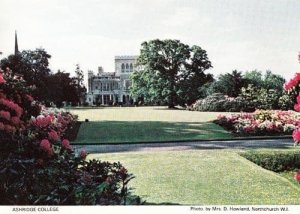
[[211, 70, 245, 97], [130, 39, 212, 108], [0, 48, 51, 101], [46, 70, 79, 107]]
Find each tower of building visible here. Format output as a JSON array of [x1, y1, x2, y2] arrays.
[[14, 30, 19, 55]]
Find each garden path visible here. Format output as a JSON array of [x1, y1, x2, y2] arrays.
[[73, 138, 294, 154]]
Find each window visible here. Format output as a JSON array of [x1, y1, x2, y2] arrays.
[[126, 64, 129, 72], [130, 63, 133, 72], [121, 64, 125, 72], [125, 80, 131, 89]]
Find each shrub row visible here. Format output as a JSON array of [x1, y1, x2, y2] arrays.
[[188, 90, 294, 112], [240, 150, 300, 172]]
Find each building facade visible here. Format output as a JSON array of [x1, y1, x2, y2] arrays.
[[86, 56, 137, 105]]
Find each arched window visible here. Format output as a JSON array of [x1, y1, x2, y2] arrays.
[[121, 64, 125, 72], [130, 63, 133, 72], [126, 64, 129, 72]]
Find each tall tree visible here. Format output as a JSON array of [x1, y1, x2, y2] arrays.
[[130, 39, 212, 108], [46, 70, 79, 107], [74, 64, 86, 105]]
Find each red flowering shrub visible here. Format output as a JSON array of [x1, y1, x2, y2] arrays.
[[80, 149, 87, 159], [48, 129, 60, 141], [282, 53, 300, 182], [61, 139, 72, 151], [294, 172, 300, 182], [283, 54, 300, 146], [283, 73, 300, 91], [0, 68, 141, 205]]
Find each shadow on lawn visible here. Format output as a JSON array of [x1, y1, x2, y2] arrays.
[[75, 120, 231, 144], [73, 121, 294, 153], [144, 202, 181, 205], [65, 107, 105, 110], [74, 140, 293, 155], [152, 107, 186, 111]]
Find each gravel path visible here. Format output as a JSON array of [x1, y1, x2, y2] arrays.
[[73, 138, 295, 154]]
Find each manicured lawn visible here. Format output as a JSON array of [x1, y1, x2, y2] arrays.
[[89, 150, 300, 205], [74, 121, 231, 144], [69, 107, 233, 144], [68, 106, 234, 122], [280, 171, 300, 186]]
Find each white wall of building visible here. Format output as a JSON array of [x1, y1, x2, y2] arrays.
[[86, 55, 137, 106]]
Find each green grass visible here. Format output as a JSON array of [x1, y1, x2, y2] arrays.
[[68, 106, 232, 122], [69, 107, 232, 144], [74, 121, 231, 144], [280, 171, 300, 186], [89, 150, 300, 205]]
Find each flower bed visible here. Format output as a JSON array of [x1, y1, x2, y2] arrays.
[[215, 110, 299, 136]]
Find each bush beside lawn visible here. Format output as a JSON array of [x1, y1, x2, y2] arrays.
[[240, 149, 300, 190], [240, 149, 300, 172]]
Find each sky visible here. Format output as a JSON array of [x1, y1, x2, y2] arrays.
[[1, 0, 300, 82]]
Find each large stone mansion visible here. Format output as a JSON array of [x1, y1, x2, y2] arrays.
[[86, 56, 138, 106]]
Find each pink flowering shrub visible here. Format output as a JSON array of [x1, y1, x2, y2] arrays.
[[0, 68, 141, 205], [216, 110, 299, 136], [40, 139, 54, 156], [29, 107, 77, 142]]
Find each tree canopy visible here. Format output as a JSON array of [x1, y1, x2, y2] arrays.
[[0, 48, 86, 106], [211, 70, 245, 97], [130, 39, 213, 108], [208, 70, 286, 98], [0, 49, 51, 100]]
